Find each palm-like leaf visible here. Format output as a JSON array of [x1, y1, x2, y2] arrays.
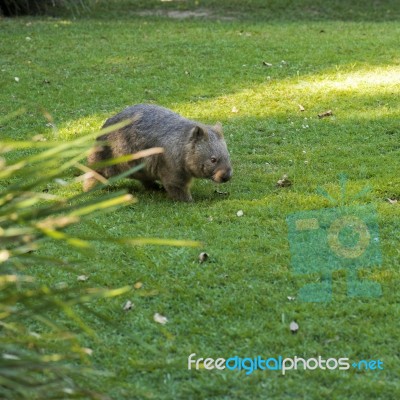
[[0, 116, 197, 399]]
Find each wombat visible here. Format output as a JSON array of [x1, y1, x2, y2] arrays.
[[83, 104, 232, 202]]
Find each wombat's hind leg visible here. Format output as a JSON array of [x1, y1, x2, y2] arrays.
[[141, 180, 163, 191], [83, 146, 107, 192], [83, 176, 97, 192], [83, 169, 108, 192]]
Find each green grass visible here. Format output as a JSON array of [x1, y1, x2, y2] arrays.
[[1, 1, 400, 398]]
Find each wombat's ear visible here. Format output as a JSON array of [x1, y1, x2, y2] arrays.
[[190, 126, 209, 142], [213, 122, 224, 138]]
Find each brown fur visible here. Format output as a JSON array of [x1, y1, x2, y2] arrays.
[[83, 104, 232, 201]]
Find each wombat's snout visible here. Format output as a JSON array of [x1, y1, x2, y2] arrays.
[[213, 167, 232, 183], [221, 167, 233, 182]]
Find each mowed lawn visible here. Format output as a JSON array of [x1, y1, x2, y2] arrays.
[[1, 1, 400, 398]]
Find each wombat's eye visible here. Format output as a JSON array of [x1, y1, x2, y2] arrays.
[[211, 157, 217, 163]]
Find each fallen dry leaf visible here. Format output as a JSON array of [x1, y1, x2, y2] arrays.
[[215, 189, 229, 196], [387, 198, 398, 204], [298, 104, 305, 112], [123, 300, 134, 311], [133, 281, 143, 289], [153, 313, 168, 325], [277, 174, 292, 187], [199, 252, 209, 263], [54, 178, 68, 186], [82, 348, 93, 356], [290, 321, 299, 333], [2, 354, 20, 360], [318, 110, 333, 119], [262, 61, 273, 67], [32, 134, 47, 142], [0, 250, 10, 263]]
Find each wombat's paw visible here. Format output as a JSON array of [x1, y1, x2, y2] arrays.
[[170, 193, 193, 202], [165, 186, 193, 202], [83, 177, 97, 192]]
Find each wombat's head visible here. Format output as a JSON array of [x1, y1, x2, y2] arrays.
[[186, 123, 232, 183]]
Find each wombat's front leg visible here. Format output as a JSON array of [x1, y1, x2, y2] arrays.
[[158, 169, 193, 201], [163, 182, 193, 202]]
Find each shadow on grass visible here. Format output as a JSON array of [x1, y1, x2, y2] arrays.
[[86, 0, 400, 22], [1, 3, 399, 138], [2, 0, 399, 21]]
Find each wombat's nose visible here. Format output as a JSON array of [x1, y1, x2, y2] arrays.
[[221, 168, 232, 182]]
